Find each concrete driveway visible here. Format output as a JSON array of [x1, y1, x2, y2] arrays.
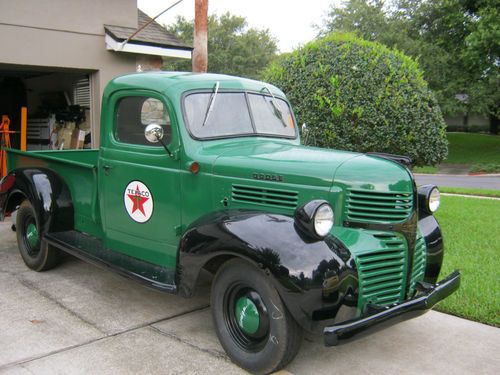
[[1, 218, 499, 375]]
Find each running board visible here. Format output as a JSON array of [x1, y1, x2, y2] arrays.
[[44, 230, 177, 293]]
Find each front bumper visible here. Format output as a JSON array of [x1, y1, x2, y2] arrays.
[[324, 270, 460, 346]]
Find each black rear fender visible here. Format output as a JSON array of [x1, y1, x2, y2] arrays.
[[0, 168, 74, 234], [177, 210, 358, 332]]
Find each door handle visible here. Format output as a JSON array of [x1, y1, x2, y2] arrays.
[[102, 165, 114, 175]]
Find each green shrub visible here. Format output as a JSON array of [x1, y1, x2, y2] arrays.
[[263, 33, 448, 166]]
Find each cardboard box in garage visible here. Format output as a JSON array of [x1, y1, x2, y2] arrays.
[[70, 129, 86, 149], [58, 128, 73, 149]]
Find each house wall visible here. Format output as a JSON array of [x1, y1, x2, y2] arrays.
[[0, 0, 140, 146]]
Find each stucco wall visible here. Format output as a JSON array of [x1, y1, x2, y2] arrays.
[[0, 0, 137, 35], [0, 0, 140, 146]]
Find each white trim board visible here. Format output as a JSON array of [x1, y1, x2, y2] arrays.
[[105, 34, 191, 59]]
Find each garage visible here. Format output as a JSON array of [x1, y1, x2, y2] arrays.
[[0, 66, 95, 151]]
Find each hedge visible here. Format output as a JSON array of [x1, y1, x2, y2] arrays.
[[263, 33, 448, 166]]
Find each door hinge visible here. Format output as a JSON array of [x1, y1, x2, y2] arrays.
[[174, 224, 185, 236], [172, 149, 180, 161]]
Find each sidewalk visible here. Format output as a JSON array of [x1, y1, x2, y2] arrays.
[[436, 164, 471, 175]]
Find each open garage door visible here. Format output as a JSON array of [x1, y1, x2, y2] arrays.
[[0, 65, 96, 151]]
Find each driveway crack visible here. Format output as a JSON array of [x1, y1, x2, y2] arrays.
[[18, 277, 106, 334], [149, 325, 229, 361]]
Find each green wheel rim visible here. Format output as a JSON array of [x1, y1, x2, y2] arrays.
[[235, 296, 260, 335], [26, 223, 39, 248]]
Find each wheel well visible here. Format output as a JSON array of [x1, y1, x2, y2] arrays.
[[203, 254, 237, 275], [182, 255, 237, 296], [5, 192, 27, 215]]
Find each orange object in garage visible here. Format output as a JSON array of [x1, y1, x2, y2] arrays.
[[0, 115, 14, 178]]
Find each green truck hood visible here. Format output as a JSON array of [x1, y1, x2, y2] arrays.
[[333, 154, 414, 193], [205, 140, 414, 219], [211, 141, 359, 187]]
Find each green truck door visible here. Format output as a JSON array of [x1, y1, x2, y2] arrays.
[[99, 93, 181, 270]]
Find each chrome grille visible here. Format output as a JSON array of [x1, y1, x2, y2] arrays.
[[346, 189, 413, 223], [231, 184, 298, 209]]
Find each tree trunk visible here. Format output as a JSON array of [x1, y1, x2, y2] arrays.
[[489, 113, 499, 135]]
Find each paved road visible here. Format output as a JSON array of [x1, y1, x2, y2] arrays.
[[415, 174, 500, 189], [1, 218, 499, 375]]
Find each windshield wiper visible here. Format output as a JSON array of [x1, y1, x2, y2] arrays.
[[261, 85, 287, 127], [202, 81, 220, 127]]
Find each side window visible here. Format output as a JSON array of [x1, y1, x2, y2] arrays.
[[115, 96, 171, 146]]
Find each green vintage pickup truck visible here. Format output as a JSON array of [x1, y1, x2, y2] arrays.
[[0, 72, 459, 374]]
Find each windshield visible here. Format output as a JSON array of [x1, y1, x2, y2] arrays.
[[184, 92, 296, 139]]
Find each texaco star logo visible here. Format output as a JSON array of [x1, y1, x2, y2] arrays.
[[124, 181, 153, 223]]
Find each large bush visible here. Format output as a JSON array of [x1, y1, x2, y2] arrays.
[[263, 33, 448, 166]]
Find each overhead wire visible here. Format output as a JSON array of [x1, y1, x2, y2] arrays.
[[119, 0, 186, 49]]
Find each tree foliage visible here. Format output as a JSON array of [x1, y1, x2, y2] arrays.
[[320, 0, 499, 132], [164, 13, 278, 79], [264, 33, 448, 166]]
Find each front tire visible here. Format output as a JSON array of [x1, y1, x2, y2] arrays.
[[211, 259, 302, 374], [16, 200, 61, 271]]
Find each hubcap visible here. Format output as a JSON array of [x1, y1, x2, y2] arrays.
[[26, 223, 39, 248], [224, 285, 270, 352], [235, 296, 260, 335]]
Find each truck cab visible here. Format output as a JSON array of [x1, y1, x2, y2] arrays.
[[0, 72, 459, 374]]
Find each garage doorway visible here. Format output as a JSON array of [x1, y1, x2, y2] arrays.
[[0, 65, 97, 151]]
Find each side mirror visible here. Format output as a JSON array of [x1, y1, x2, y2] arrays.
[[144, 124, 164, 143]]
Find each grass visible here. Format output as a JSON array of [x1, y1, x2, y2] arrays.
[[412, 165, 438, 174], [445, 133, 500, 165], [440, 186, 500, 198], [434, 195, 500, 326], [416, 132, 500, 174]]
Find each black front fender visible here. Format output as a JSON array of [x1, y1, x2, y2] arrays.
[[177, 210, 359, 332], [418, 214, 444, 284], [0, 168, 73, 234]]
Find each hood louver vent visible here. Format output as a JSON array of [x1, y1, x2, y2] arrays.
[[232, 184, 298, 209]]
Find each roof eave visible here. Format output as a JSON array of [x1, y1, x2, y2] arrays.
[[105, 34, 192, 59]]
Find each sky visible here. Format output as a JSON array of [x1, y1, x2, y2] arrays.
[[137, 0, 340, 53]]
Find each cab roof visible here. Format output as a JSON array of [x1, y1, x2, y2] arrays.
[[104, 71, 286, 99]]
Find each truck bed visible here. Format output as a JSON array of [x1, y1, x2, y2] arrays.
[[6, 149, 102, 237]]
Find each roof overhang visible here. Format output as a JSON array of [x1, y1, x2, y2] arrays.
[[105, 34, 192, 59]]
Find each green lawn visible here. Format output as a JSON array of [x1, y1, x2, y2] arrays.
[[413, 165, 439, 174], [434, 195, 500, 326], [440, 186, 500, 198], [445, 133, 500, 165], [415, 132, 500, 174]]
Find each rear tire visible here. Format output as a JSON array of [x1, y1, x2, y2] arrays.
[[211, 259, 302, 374], [16, 200, 61, 271]]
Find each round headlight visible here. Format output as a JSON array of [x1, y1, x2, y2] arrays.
[[295, 200, 334, 240], [428, 187, 440, 213], [314, 204, 334, 237]]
